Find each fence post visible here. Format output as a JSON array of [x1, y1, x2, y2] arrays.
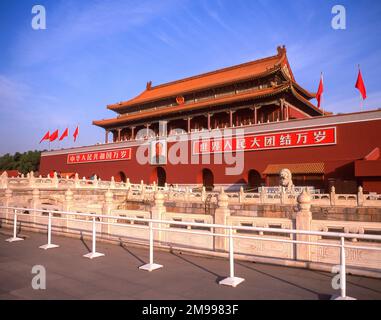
[[260, 186, 266, 204], [201, 186, 206, 202], [141, 184, 146, 201], [29, 171, 35, 188], [53, 172, 59, 188], [150, 191, 165, 243], [0, 171, 8, 189], [4, 189, 12, 224], [110, 176, 116, 189], [102, 189, 114, 237], [330, 186, 336, 206], [31, 187, 40, 227], [63, 189, 73, 232], [239, 186, 245, 203], [74, 173, 80, 188], [357, 186, 364, 207], [5, 209, 24, 242], [168, 185, 173, 201], [332, 237, 356, 300], [83, 216, 105, 259], [214, 188, 230, 252], [139, 221, 163, 272], [280, 186, 287, 204], [219, 226, 245, 287], [39, 211, 59, 250], [184, 187, 190, 201], [295, 189, 312, 261], [93, 175, 99, 188]]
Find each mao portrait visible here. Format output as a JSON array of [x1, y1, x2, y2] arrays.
[[150, 140, 167, 165]]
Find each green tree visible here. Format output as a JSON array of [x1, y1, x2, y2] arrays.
[[0, 150, 42, 174]]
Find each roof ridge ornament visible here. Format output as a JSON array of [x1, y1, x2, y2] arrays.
[[146, 81, 152, 90], [277, 45, 286, 55]]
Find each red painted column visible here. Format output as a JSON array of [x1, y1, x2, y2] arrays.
[[117, 128, 121, 142]]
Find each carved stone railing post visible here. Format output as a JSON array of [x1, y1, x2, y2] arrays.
[[29, 171, 35, 188], [260, 186, 266, 204], [280, 186, 287, 205], [151, 191, 165, 242], [295, 189, 312, 261], [110, 176, 116, 189], [140, 185, 146, 201], [74, 173, 80, 188], [153, 181, 157, 192], [93, 175, 98, 188], [102, 189, 114, 236], [184, 187, 190, 202], [330, 186, 336, 206], [168, 185, 173, 201], [4, 189, 12, 222], [201, 186, 206, 202], [214, 188, 230, 252], [239, 186, 245, 203], [31, 187, 40, 226], [126, 178, 131, 189], [53, 172, 59, 188], [291, 185, 297, 205], [0, 171, 8, 189], [357, 186, 364, 207], [63, 189, 74, 231]]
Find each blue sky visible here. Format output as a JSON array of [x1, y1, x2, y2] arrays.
[[1, 0, 381, 155]]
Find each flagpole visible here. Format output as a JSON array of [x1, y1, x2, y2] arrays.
[[321, 72, 324, 116]]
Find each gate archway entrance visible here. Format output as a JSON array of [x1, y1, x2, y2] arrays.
[[202, 168, 214, 191], [156, 167, 166, 187], [118, 171, 127, 183], [248, 169, 261, 190]]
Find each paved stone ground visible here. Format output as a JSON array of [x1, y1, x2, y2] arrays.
[[0, 230, 380, 300]]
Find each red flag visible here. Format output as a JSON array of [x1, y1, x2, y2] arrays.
[[39, 131, 50, 144], [316, 73, 324, 108], [73, 126, 79, 142], [49, 129, 59, 142], [355, 68, 367, 100], [59, 128, 69, 141]]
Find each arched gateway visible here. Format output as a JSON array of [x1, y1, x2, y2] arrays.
[[202, 169, 214, 191]]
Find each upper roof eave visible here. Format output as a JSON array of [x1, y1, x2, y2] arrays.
[[94, 82, 323, 128], [107, 46, 295, 112]]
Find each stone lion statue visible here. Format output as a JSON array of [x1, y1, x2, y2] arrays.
[[279, 168, 294, 190]]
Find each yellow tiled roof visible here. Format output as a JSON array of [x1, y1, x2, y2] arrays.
[[263, 163, 325, 175]]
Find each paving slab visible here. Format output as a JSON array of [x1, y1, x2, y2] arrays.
[[0, 231, 380, 300]]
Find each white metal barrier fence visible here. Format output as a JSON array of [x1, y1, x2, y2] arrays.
[[1, 206, 381, 299]]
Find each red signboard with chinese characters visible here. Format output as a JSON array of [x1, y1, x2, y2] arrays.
[[67, 148, 132, 164], [192, 127, 336, 154]]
